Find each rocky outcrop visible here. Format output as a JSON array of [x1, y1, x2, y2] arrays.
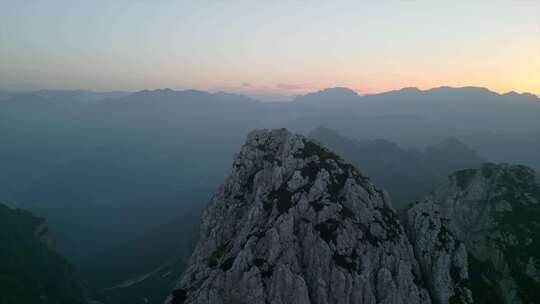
[[166, 129, 540, 304], [167, 129, 431, 304], [405, 200, 472, 304], [421, 163, 540, 304], [34, 220, 57, 250]]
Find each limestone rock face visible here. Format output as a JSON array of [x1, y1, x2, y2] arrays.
[[405, 200, 473, 304], [424, 163, 540, 304], [168, 130, 540, 304], [167, 129, 431, 304]]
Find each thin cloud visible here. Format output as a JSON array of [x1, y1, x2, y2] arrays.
[[276, 83, 311, 91]]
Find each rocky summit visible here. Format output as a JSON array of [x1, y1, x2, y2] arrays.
[[167, 129, 540, 304], [167, 129, 432, 304]]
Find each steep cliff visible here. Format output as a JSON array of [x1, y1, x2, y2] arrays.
[[167, 130, 540, 304], [0, 203, 86, 304], [168, 129, 431, 304], [405, 200, 473, 304], [408, 164, 540, 303]]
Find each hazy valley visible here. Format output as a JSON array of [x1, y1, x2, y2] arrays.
[[1, 86, 540, 303]]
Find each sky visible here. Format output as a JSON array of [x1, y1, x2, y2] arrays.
[[1, 0, 539, 100]]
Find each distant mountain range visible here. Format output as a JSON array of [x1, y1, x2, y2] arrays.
[[1, 86, 538, 257]]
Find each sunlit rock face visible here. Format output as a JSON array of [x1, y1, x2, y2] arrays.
[[167, 129, 431, 304]]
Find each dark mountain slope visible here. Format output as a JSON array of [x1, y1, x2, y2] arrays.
[[0, 203, 86, 304], [80, 206, 203, 304], [406, 163, 540, 304]]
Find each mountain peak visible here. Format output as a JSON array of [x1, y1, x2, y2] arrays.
[[168, 128, 432, 304], [396, 87, 422, 94], [426, 86, 500, 97], [316, 87, 358, 96], [130, 88, 209, 98], [503, 91, 540, 101], [294, 87, 359, 103]]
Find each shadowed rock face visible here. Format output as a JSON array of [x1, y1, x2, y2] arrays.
[[167, 128, 431, 304], [413, 163, 540, 304], [405, 201, 473, 304]]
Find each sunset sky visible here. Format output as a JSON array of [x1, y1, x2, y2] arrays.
[[1, 1, 539, 100]]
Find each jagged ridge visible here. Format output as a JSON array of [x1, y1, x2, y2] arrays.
[[410, 163, 540, 304], [168, 128, 431, 304], [167, 130, 540, 304]]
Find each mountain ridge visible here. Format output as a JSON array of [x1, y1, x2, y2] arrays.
[[168, 129, 540, 304], [309, 127, 485, 207], [2, 85, 538, 104], [168, 129, 459, 304]]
